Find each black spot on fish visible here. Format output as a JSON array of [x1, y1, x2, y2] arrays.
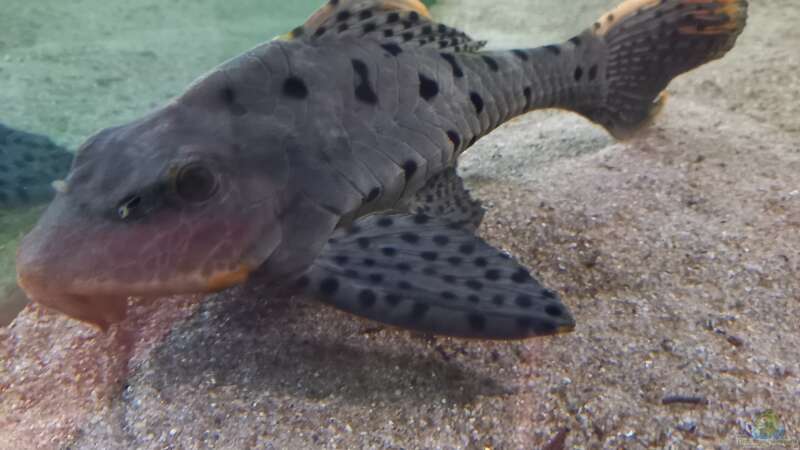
[[377, 217, 393, 227], [387, 12, 399, 23], [329, 0, 339, 5], [334, 255, 349, 265], [413, 214, 429, 224], [542, 289, 557, 299], [441, 291, 456, 300], [544, 45, 561, 55], [344, 269, 359, 279], [569, 36, 582, 46], [465, 280, 483, 291], [382, 247, 398, 257], [403, 160, 418, 180], [419, 73, 439, 100], [314, 26, 327, 37], [401, 233, 420, 244], [442, 274, 456, 284], [363, 258, 376, 267], [408, 11, 420, 22], [421, 25, 433, 35], [320, 278, 339, 296], [401, 20, 413, 30], [512, 49, 529, 61], [384, 29, 394, 37], [359, 10, 373, 20], [221, 87, 247, 116], [381, 43, 402, 56], [469, 92, 484, 114], [410, 302, 429, 320], [446, 256, 462, 266], [491, 294, 505, 306], [473, 257, 488, 267], [511, 268, 531, 283], [363, 22, 377, 33], [402, 31, 414, 42], [352, 59, 378, 104], [421, 251, 438, 261], [432, 235, 449, 246], [519, 317, 556, 334], [458, 243, 475, 255], [607, 13, 615, 22], [589, 64, 598, 81], [437, 24, 447, 33], [396, 262, 411, 272], [467, 295, 480, 304], [336, 10, 351, 22], [397, 280, 412, 290], [515, 294, 533, 308], [366, 187, 381, 202], [357, 237, 370, 249], [282, 76, 309, 99], [359, 289, 377, 308], [545, 304, 563, 317], [468, 314, 486, 332], [385, 293, 402, 306], [290, 26, 305, 38], [447, 131, 461, 150], [485, 269, 500, 281], [482, 55, 499, 72], [440, 53, 464, 78], [338, 23, 349, 33], [422, 267, 437, 276], [574, 66, 583, 81]]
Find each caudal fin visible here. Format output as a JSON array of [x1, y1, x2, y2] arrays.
[[580, 0, 748, 138]]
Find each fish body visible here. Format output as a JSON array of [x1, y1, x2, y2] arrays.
[[0, 123, 73, 208], [16, 0, 747, 337]]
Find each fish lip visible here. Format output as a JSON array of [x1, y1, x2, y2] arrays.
[[16, 263, 253, 329]]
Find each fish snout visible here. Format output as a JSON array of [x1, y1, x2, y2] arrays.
[[16, 233, 128, 331]]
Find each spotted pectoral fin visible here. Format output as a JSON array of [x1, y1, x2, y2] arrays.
[[293, 213, 575, 340], [407, 167, 485, 232], [282, 0, 485, 52]]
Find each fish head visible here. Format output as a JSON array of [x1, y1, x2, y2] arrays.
[[16, 98, 288, 329]]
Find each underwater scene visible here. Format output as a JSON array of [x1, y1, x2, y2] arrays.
[[1, 0, 798, 448]]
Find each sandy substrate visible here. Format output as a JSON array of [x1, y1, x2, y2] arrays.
[[2, 0, 799, 449]]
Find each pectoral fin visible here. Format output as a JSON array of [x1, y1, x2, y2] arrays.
[[293, 213, 575, 340]]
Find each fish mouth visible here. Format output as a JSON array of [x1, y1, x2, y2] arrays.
[[16, 263, 252, 330]]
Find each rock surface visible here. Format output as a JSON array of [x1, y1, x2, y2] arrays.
[[2, 0, 799, 449]]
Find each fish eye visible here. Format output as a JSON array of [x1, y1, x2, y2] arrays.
[[174, 162, 217, 203]]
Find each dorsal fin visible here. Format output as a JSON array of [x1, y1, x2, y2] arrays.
[[280, 0, 486, 53]]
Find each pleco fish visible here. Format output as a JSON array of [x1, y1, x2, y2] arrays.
[[0, 123, 73, 208], [16, 0, 747, 338]]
